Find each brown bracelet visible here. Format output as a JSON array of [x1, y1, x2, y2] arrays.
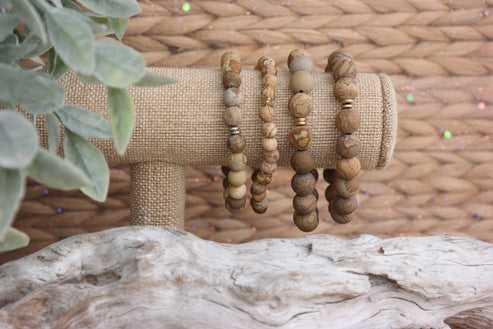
[[221, 52, 248, 214], [250, 56, 279, 214], [287, 49, 319, 232], [323, 51, 361, 223]]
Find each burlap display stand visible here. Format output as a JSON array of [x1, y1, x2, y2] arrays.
[[50, 68, 397, 228]]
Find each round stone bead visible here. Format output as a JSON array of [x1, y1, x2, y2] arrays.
[[289, 55, 314, 73], [224, 88, 243, 107], [228, 161, 246, 172], [251, 197, 268, 214], [293, 211, 319, 232], [329, 201, 353, 224], [251, 181, 267, 195], [221, 52, 241, 67], [289, 126, 313, 150], [288, 48, 310, 66], [289, 93, 313, 118], [336, 109, 361, 134], [263, 138, 278, 152], [291, 173, 316, 196], [225, 201, 245, 214], [226, 196, 246, 209], [223, 106, 242, 126], [264, 150, 280, 164], [262, 86, 276, 101], [323, 168, 338, 183], [336, 134, 361, 158], [334, 77, 358, 102], [262, 122, 277, 138], [222, 71, 241, 89], [293, 194, 317, 215], [259, 105, 275, 122], [256, 56, 276, 75], [251, 169, 259, 182], [262, 74, 278, 88], [332, 59, 357, 81], [290, 71, 314, 94], [335, 177, 359, 198], [251, 191, 266, 202], [261, 161, 277, 175], [327, 51, 354, 73], [256, 171, 272, 185], [221, 165, 230, 176], [336, 157, 361, 180], [228, 170, 247, 187], [324, 183, 338, 202], [227, 153, 247, 170], [221, 59, 241, 75], [228, 184, 247, 200], [227, 134, 246, 153], [332, 195, 357, 215], [290, 150, 314, 173], [310, 168, 319, 181]]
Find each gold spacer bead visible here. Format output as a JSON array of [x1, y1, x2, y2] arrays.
[[262, 96, 274, 107], [341, 99, 354, 109], [295, 117, 307, 126]]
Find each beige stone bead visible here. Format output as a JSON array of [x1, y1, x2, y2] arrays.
[[335, 177, 359, 198], [289, 55, 314, 73], [255, 56, 276, 75], [262, 86, 276, 101], [334, 78, 358, 102], [225, 201, 245, 214], [329, 201, 353, 224], [227, 134, 246, 153], [262, 73, 278, 88], [332, 59, 357, 81], [228, 184, 247, 200], [251, 197, 268, 214], [293, 211, 318, 232], [221, 59, 242, 75], [289, 126, 313, 150], [263, 138, 278, 152], [289, 71, 314, 94], [290, 150, 314, 174], [226, 196, 246, 209], [291, 173, 316, 196], [336, 134, 361, 159], [251, 191, 266, 202], [336, 109, 361, 134], [221, 51, 240, 67], [293, 194, 317, 215], [228, 170, 247, 187], [259, 105, 275, 122], [332, 196, 357, 215], [288, 49, 310, 66], [251, 181, 267, 195], [336, 157, 361, 180], [289, 93, 313, 118], [262, 122, 277, 138], [222, 71, 241, 89], [223, 106, 242, 126], [224, 87, 243, 107], [261, 161, 277, 175], [323, 168, 338, 184], [327, 51, 354, 73], [227, 153, 247, 170], [264, 150, 280, 164], [324, 183, 337, 202]]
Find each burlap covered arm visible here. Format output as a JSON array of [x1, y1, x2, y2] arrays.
[[54, 68, 397, 228]]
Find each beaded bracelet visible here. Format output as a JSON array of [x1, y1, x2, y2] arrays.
[[323, 51, 361, 224], [250, 56, 279, 214], [287, 49, 319, 232], [221, 52, 248, 214]]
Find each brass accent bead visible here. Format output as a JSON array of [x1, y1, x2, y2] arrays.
[[341, 99, 354, 109], [295, 117, 307, 126], [262, 96, 274, 107]]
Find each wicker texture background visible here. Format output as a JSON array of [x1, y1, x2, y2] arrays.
[[2, 0, 492, 264]]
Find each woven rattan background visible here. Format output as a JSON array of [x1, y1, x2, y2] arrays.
[[2, 0, 492, 264]]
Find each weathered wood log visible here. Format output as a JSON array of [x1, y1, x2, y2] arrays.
[[0, 226, 492, 329]]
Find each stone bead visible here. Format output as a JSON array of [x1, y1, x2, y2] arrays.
[[289, 55, 314, 73], [221, 51, 240, 67], [228, 184, 247, 200], [261, 161, 277, 175], [332, 195, 357, 215], [256, 171, 273, 185], [327, 51, 354, 73], [251, 181, 266, 195], [291, 173, 316, 196], [293, 194, 317, 215], [251, 191, 266, 202], [335, 177, 359, 198], [332, 59, 357, 81], [293, 211, 319, 232], [323, 169, 338, 184], [329, 201, 353, 224], [289, 126, 313, 150], [288, 48, 310, 66], [226, 196, 246, 209], [223, 106, 242, 126], [251, 169, 259, 182], [221, 165, 230, 176], [289, 93, 313, 118], [312, 188, 319, 200], [228, 170, 247, 187], [222, 177, 230, 189], [227, 153, 247, 170], [227, 134, 246, 154], [290, 150, 314, 173], [224, 88, 243, 107], [336, 157, 361, 180], [336, 109, 361, 134], [264, 150, 280, 164], [259, 105, 275, 122], [222, 71, 241, 89], [251, 198, 268, 214], [336, 134, 361, 159], [221, 60, 241, 75], [334, 77, 358, 102], [262, 74, 278, 88], [223, 187, 229, 200], [262, 122, 277, 138], [324, 183, 337, 202], [263, 138, 278, 152], [225, 201, 245, 214], [289, 71, 314, 94], [262, 86, 276, 101], [255, 56, 276, 75], [310, 168, 319, 181]]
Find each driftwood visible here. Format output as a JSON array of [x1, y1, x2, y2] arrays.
[[0, 226, 492, 329]]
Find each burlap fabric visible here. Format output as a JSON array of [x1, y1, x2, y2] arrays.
[[51, 68, 397, 228]]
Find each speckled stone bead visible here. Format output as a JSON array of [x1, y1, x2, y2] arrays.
[[332, 59, 357, 81], [256, 56, 276, 75], [264, 150, 280, 164], [228, 152, 246, 166], [228, 157, 246, 172], [228, 184, 247, 200], [259, 105, 275, 122], [329, 201, 353, 224], [336, 134, 361, 159], [336, 109, 361, 134], [221, 51, 241, 67], [336, 157, 361, 180], [263, 138, 278, 152], [289, 126, 313, 150], [334, 77, 358, 102], [227, 134, 246, 153], [252, 191, 266, 202], [323, 168, 338, 184], [335, 177, 359, 198], [324, 184, 338, 202], [289, 55, 314, 73], [251, 169, 259, 182], [262, 122, 277, 138], [288, 48, 310, 66], [223, 106, 242, 126], [262, 86, 276, 101], [224, 87, 243, 107], [293, 194, 317, 215], [228, 170, 247, 187], [256, 171, 273, 185], [291, 173, 316, 196], [289, 71, 314, 94], [225, 201, 245, 214], [293, 211, 319, 232], [251, 181, 267, 195], [251, 198, 268, 214], [289, 93, 313, 118], [222, 71, 241, 89], [226, 196, 246, 209], [290, 150, 315, 173], [261, 161, 277, 175], [326, 51, 354, 73], [262, 74, 278, 88]]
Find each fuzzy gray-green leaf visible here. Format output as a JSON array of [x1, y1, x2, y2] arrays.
[[45, 113, 60, 153], [64, 129, 109, 202], [0, 227, 29, 252], [108, 17, 128, 40], [0, 168, 25, 240], [47, 48, 69, 80], [56, 105, 113, 139], [0, 111, 38, 169], [133, 71, 180, 87], [11, 0, 47, 43], [77, 0, 141, 18], [0, 13, 19, 42], [107, 87, 135, 155]]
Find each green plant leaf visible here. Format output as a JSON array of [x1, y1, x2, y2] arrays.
[[0, 64, 65, 114], [11, 0, 47, 43], [0, 13, 20, 42], [47, 48, 69, 79], [27, 147, 92, 190], [0, 41, 37, 59], [0, 111, 38, 169], [0, 227, 29, 252], [64, 129, 109, 202], [0, 168, 25, 240], [46, 8, 94, 75], [133, 71, 180, 87], [108, 17, 128, 40], [44, 113, 60, 153], [56, 105, 113, 139], [76, 73, 103, 85], [61, 0, 82, 11], [107, 87, 135, 155], [21, 34, 52, 58], [88, 16, 113, 36], [77, 0, 141, 18], [93, 39, 145, 88]]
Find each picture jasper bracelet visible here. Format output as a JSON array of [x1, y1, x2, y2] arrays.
[[250, 56, 279, 214], [288, 49, 319, 232], [323, 51, 361, 224], [221, 52, 248, 214]]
